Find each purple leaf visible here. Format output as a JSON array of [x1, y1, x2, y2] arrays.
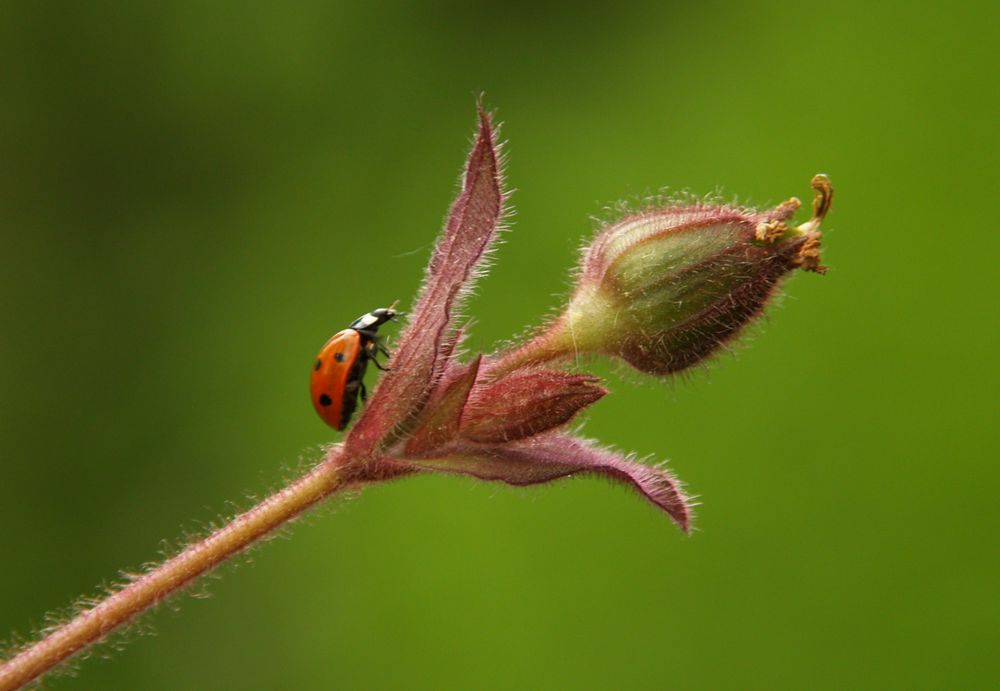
[[397, 433, 692, 531], [347, 107, 505, 455], [404, 355, 482, 455]]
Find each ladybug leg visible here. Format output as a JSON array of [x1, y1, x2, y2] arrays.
[[360, 380, 368, 402], [365, 339, 392, 372]]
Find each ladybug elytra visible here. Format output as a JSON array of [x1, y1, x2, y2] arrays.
[[311, 307, 397, 430]]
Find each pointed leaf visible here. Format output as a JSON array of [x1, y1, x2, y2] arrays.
[[347, 107, 505, 455], [405, 355, 482, 455], [401, 434, 692, 531]]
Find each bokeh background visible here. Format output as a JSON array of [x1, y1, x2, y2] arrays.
[[1, 2, 996, 689]]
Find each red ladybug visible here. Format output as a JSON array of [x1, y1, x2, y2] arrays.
[[311, 307, 397, 430]]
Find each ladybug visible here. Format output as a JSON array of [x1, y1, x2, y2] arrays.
[[311, 307, 398, 430]]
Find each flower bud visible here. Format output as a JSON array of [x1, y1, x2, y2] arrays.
[[487, 176, 832, 378], [460, 370, 606, 443]]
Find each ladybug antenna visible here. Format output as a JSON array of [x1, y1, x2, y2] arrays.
[[387, 299, 405, 318]]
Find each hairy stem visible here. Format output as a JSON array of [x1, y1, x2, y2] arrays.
[[0, 447, 350, 691], [484, 333, 571, 380], [484, 301, 610, 380]]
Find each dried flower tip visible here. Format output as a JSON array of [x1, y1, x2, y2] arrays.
[[756, 174, 832, 267], [755, 218, 791, 243], [797, 173, 834, 235], [792, 232, 826, 273]]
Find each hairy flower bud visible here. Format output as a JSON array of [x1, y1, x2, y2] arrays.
[[460, 370, 606, 443], [488, 175, 832, 378]]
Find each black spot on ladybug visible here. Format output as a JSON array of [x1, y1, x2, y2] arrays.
[[314, 359, 322, 371], [334, 352, 346, 362], [319, 394, 333, 407]]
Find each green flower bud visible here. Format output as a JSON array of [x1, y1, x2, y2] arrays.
[[487, 176, 832, 378]]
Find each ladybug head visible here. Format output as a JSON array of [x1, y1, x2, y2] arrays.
[[370, 307, 397, 323], [350, 306, 399, 331]]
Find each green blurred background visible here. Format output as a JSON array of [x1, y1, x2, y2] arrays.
[[1, 2, 996, 689]]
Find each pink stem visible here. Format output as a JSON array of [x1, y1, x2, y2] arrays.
[[0, 447, 351, 691]]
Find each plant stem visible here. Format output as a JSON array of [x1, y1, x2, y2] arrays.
[[0, 447, 349, 691]]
